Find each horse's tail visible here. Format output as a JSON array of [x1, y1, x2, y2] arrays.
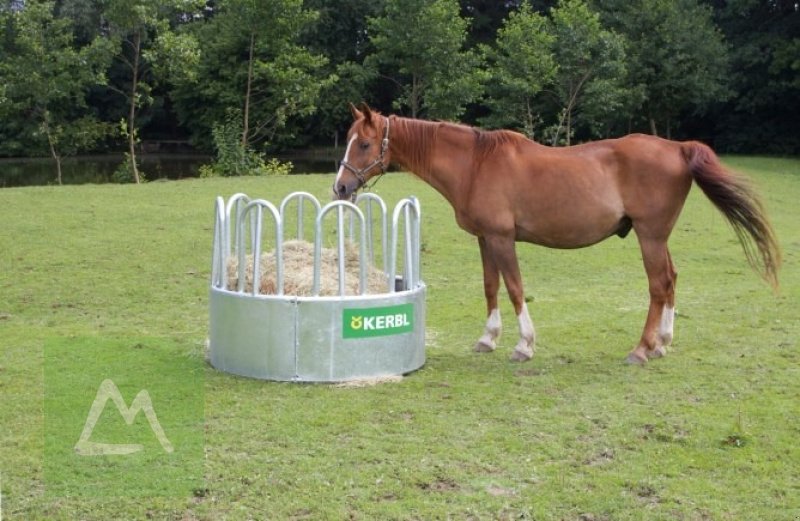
[[682, 141, 781, 289]]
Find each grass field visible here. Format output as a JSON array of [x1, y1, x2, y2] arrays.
[[1, 156, 798, 520]]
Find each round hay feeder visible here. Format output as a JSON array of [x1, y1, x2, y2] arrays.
[[209, 192, 426, 382]]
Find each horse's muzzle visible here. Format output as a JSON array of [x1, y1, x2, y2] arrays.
[[332, 180, 359, 201]]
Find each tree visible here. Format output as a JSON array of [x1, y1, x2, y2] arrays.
[[102, 0, 204, 183], [366, 0, 485, 120], [480, 1, 556, 138], [594, 0, 730, 138], [460, 0, 524, 46], [547, 0, 627, 145], [709, 0, 800, 153], [171, 0, 332, 152], [302, 0, 382, 146], [0, 1, 113, 183]]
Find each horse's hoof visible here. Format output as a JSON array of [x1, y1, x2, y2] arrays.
[[647, 345, 667, 359], [510, 348, 533, 362], [474, 340, 496, 353], [625, 351, 648, 365]]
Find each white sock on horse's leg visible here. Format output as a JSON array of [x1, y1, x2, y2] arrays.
[[659, 305, 674, 346], [475, 308, 501, 352], [647, 304, 674, 359], [511, 303, 535, 361]]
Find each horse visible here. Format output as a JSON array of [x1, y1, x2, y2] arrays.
[[333, 103, 780, 364]]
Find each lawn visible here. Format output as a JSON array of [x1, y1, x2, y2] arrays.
[[0, 156, 798, 520]]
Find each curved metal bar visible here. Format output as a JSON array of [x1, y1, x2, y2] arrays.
[[355, 193, 388, 274], [314, 200, 367, 296], [410, 196, 422, 288], [279, 191, 322, 241], [240, 199, 283, 296], [225, 193, 251, 259], [389, 198, 423, 292], [211, 196, 226, 289], [404, 203, 412, 286], [388, 200, 403, 292]]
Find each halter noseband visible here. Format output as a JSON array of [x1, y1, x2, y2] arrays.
[[338, 116, 390, 192]]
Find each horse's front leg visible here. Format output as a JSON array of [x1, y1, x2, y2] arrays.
[[475, 237, 502, 352], [484, 235, 536, 362]]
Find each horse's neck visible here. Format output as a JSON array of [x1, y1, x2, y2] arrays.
[[391, 117, 472, 208]]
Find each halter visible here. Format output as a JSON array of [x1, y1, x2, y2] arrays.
[[337, 116, 390, 193]]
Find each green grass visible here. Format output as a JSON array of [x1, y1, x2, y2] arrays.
[[1, 157, 799, 520]]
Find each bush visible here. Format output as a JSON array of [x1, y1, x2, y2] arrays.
[[201, 112, 293, 177], [111, 153, 146, 183]]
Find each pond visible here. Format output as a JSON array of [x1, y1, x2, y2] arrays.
[[0, 154, 338, 188]]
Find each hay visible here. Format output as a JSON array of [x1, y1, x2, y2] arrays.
[[226, 239, 387, 296], [333, 375, 404, 388]]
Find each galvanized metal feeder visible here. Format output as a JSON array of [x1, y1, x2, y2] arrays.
[[209, 192, 425, 382]]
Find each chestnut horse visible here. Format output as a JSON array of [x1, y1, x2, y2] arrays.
[[334, 104, 780, 364]]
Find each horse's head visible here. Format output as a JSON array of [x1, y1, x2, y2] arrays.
[[333, 103, 391, 200]]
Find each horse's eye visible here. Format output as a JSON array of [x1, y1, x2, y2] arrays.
[[360, 141, 370, 150]]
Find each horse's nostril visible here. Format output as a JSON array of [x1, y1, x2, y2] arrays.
[[338, 184, 347, 195]]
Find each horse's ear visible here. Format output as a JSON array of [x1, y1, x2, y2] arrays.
[[359, 102, 374, 125], [349, 102, 363, 120]]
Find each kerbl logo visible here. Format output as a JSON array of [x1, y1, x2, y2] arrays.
[[343, 304, 414, 338]]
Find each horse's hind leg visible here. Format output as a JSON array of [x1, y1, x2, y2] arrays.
[[628, 237, 677, 364], [659, 250, 677, 347], [475, 237, 502, 352]]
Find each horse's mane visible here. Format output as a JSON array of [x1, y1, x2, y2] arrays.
[[473, 128, 527, 165], [392, 116, 526, 173], [391, 116, 438, 175]]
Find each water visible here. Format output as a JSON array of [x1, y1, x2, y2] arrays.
[[0, 154, 338, 188]]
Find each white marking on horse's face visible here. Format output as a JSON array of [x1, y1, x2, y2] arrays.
[[659, 305, 674, 344], [517, 303, 535, 345], [335, 134, 358, 186]]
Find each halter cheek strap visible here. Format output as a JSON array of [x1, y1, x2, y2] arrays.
[[338, 117, 391, 190]]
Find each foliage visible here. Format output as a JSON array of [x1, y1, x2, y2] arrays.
[[594, 0, 730, 138], [101, 0, 205, 183], [171, 0, 332, 152], [0, 0, 798, 173], [367, 0, 486, 119], [547, 0, 628, 145], [1, 160, 799, 518], [301, 0, 382, 142], [200, 111, 293, 177], [111, 151, 145, 183], [480, 2, 556, 138], [709, 0, 800, 153], [0, 1, 113, 182]]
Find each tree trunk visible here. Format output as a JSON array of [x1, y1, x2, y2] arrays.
[[524, 98, 535, 139], [410, 75, 420, 119], [242, 32, 255, 148], [565, 105, 572, 146], [649, 116, 658, 136], [128, 30, 142, 184], [43, 113, 63, 186]]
